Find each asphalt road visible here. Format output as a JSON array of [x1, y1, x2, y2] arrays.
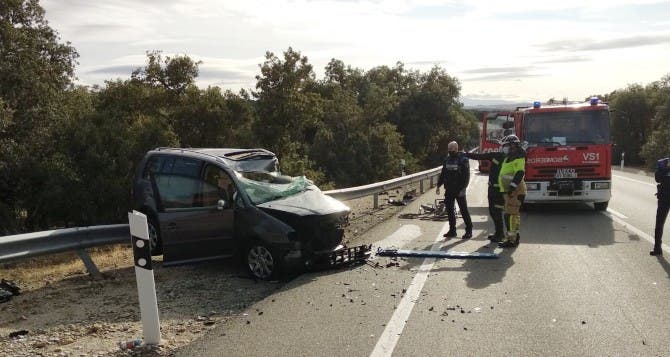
[[179, 169, 670, 357]]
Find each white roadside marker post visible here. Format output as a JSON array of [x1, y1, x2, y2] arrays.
[[128, 211, 161, 345]]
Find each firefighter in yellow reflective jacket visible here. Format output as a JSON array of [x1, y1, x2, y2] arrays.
[[498, 135, 526, 247]]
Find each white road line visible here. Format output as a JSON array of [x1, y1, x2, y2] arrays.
[[370, 175, 485, 357], [601, 211, 670, 254], [606, 208, 628, 219], [612, 174, 656, 188], [369, 221, 449, 357]]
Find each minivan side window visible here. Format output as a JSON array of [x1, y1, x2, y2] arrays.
[[200, 165, 236, 208], [154, 157, 203, 209], [142, 155, 175, 179]]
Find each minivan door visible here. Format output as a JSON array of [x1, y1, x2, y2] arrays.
[[153, 158, 235, 264]]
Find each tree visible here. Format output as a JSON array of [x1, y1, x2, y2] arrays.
[[253, 48, 325, 178], [641, 74, 670, 168], [171, 86, 256, 148], [0, 0, 79, 232], [610, 84, 654, 164], [131, 50, 201, 95], [390, 66, 471, 165]]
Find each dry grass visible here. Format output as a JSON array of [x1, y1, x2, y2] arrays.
[[1, 245, 135, 291]]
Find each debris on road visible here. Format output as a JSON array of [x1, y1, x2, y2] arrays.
[[376, 247, 498, 259], [0, 279, 20, 303], [8, 330, 29, 339], [118, 338, 142, 350]]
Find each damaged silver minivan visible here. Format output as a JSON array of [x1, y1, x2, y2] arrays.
[[132, 147, 353, 279]]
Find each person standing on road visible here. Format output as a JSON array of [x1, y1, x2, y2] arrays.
[[464, 147, 506, 242], [436, 141, 473, 239], [498, 135, 526, 248], [651, 156, 670, 256]]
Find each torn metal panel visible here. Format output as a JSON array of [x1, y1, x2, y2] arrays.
[[376, 247, 498, 259], [309, 244, 372, 270], [257, 188, 350, 216], [199, 148, 280, 173]]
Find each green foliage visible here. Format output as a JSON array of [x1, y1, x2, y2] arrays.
[[131, 50, 202, 95], [610, 84, 656, 164], [0, 0, 79, 232], [641, 82, 670, 169], [0, 2, 476, 231], [253, 48, 325, 179]]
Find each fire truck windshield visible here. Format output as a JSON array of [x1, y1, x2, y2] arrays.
[[523, 110, 610, 146], [486, 115, 514, 142]]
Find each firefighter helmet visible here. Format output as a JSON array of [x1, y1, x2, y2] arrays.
[[500, 134, 521, 146]]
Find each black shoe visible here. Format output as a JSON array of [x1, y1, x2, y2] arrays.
[[514, 233, 521, 247], [498, 240, 517, 248], [650, 249, 663, 256], [443, 230, 457, 238], [498, 235, 519, 248], [488, 234, 503, 243], [462, 232, 472, 240]]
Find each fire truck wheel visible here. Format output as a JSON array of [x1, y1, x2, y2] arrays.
[[594, 201, 609, 211]]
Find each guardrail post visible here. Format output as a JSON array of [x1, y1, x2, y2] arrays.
[[420, 179, 424, 193], [429, 176, 434, 188], [373, 193, 379, 209], [76, 249, 102, 279], [129, 211, 162, 346]]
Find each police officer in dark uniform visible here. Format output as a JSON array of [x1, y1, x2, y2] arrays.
[[464, 146, 505, 242], [436, 141, 473, 239], [651, 156, 670, 256]]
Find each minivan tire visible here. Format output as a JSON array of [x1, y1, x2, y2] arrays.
[[146, 215, 163, 256], [246, 243, 282, 280]]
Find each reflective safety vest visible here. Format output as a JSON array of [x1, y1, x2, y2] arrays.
[[498, 156, 526, 194]]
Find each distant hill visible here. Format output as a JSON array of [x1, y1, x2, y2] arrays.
[[460, 97, 532, 111]]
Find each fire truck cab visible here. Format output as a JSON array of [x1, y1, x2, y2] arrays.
[[514, 98, 612, 210], [479, 112, 515, 173]]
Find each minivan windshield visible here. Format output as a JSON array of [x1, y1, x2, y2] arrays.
[[237, 172, 313, 204], [524, 110, 610, 146]]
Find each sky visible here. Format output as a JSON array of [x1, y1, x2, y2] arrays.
[[41, 0, 670, 106]]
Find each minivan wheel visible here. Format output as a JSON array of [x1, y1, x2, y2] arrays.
[[247, 244, 280, 280], [147, 217, 163, 256]]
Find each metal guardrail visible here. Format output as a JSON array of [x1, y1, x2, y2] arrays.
[[323, 166, 441, 202], [0, 147, 480, 268]]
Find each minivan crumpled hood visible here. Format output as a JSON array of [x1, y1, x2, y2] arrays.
[[256, 187, 350, 216]]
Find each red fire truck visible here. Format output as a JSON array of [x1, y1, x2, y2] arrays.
[[478, 112, 514, 173], [481, 98, 611, 210]]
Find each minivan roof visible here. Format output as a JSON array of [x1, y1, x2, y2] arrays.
[[153, 147, 279, 173]]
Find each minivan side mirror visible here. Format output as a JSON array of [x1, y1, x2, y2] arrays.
[[217, 199, 226, 211]]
